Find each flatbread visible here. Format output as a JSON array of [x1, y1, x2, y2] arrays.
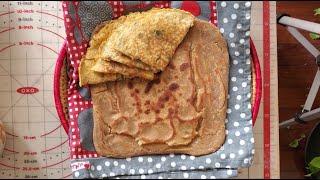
[[107, 8, 195, 71], [91, 58, 155, 80], [79, 59, 123, 86], [80, 12, 158, 86], [99, 41, 157, 72], [97, 12, 156, 71], [79, 19, 124, 86], [79, 8, 194, 86], [92, 20, 229, 158], [85, 18, 126, 60], [79, 16, 137, 86]]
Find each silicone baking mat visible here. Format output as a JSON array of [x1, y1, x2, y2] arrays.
[[0, 1, 279, 179], [0, 1, 71, 179]]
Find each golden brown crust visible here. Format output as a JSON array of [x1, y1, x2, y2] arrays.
[[79, 59, 124, 87], [92, 20, 229, 158], [93, 14, 157, 72], [91, 58, 155, 80], [108, 8, 195, 71], [79, 8, 194, 86], [79, 18, 125, 86], [100, 42, 157, 72]]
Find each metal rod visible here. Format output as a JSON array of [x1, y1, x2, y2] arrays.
[[278, 16, 320, 128], [287, 26, 320, 58], [279, 16, 320, 34], [279, 107, 320, 128], [303, 69, 320, 112], [286, 27, 320, 112]]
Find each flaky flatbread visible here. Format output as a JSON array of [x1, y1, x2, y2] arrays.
[[107, 8, 195, 71], [91, 58, 155, 80], [79, 59, 123, 86], [99, 41, 157, 72], [79, 19, 124, 86], [97, 12, 156, 71], [79, 8, 195, 86], [80, 12, 158, 86]]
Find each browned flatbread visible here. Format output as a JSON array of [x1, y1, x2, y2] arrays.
[[91, 58, 155, 80], [85, 18, 126, 60], [79, 16, 143, 86], [79, 19, 124, 87], [79, 59, 123, 86], [107, 8, 195, 71], [92, 20, 229, 158], [79, 8, 194, 86], [80, 12, 158, 86], [89, 12, 155, 71], [99, 41, 157, 72]]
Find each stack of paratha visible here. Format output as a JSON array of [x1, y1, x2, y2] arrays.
[[79, 8, 229, 158], [79, 8, 195, 87]]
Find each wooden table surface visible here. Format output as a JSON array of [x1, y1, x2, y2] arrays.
[[277, 1, 320, 179]]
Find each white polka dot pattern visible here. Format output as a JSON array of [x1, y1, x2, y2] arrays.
[[161, 157, 166, 162], [74, 171, 79, 178], [156, 163, 161, 169], [206, 158, 212, 164], [139, 168, 144, 174], [231, 14, 237, 19], [181, 155, 186, 160], [96, 165, 102, 171], [237, 23, 242, 29], [233, 3, 239, 9], [113, 161, 118, 166], [223, 18, 228, 23], [183, 173, 189, 178]]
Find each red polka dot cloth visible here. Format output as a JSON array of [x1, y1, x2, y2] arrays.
[[60, 1, 255, 179]]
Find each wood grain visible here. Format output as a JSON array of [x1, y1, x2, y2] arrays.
[[277, 1, 320, 179]]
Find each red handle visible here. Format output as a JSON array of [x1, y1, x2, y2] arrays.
[[54, 41, 70, 134], [250, 37, 262, 125]]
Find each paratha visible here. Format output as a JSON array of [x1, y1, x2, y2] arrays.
[[79, 59, 123, 86], [79, 8, 195, 86], [79, 16, 148, 86], [87, 14, 156, 72], [97, 12, 157, 71], [79, 19, 124, 86], [92, 19, 229, 157], [91, 58, 155, 80], [99, 41, 157, 72], [107, 8, 195, 71]]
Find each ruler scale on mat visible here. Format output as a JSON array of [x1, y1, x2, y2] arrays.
[[263, 1, 271, 179], [0, 1, 71, 179], [263, 1, 280, 179]]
